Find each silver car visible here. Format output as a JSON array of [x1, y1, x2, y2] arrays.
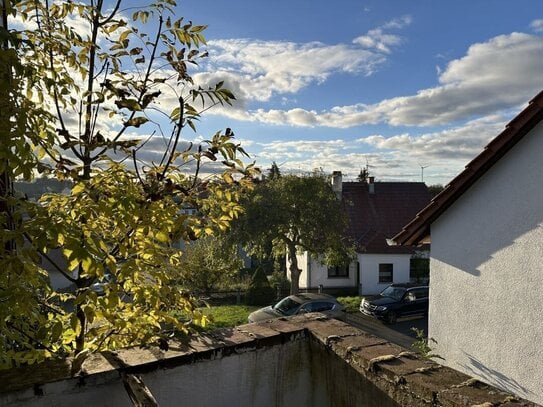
[[248, 293, 346, 323]]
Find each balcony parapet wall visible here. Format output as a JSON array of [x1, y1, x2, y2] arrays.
[[0, 314, 537, 406]]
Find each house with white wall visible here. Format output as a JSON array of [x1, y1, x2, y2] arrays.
[[295, 174, 431, 295], [392, 91, 543, 405]]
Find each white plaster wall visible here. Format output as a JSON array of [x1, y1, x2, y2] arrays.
[[293, 252, 310, 288], [146, 340, 314, 407], [1, 341, 317, 407], [0, 371, 131, 407], [429, 121, 543, 405], [358, 254, 411, 295], [294, 253, 357, 289], [306, 256, 357, 289]]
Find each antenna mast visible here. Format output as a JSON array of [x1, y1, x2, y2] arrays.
[[420, 165, 429, 182]]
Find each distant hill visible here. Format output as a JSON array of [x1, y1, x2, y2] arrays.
[[14, 178, 72, 200]]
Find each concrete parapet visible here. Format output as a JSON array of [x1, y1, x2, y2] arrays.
[[0, 314, 537, 406]]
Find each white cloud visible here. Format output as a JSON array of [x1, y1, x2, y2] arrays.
[[376, 32, 543, 126], [353, 31, 402, 54], [260, 139, 347, 154], [192, 16, 413, 110], [356, 114, 506, 161], [530, 19, 543, 32], [196, 38, 386, 108], [383, 15, 413, 30], [217, 32, 543, 128], [353, 15, 412, 54], [254, 112, 510, 184]]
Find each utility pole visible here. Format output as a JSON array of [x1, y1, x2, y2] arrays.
[[420, 165, 429, 183]]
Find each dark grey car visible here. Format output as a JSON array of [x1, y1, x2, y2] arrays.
[[359, 284, 429, 324], [248, 293, 345, 323]]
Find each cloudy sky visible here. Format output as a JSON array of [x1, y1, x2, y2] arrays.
[[12, 0, 543, 185], [166, 0, 541, 185]]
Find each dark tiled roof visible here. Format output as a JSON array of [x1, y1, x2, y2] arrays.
[[393, 90, 543, 246], [342, 182, 432, 253]]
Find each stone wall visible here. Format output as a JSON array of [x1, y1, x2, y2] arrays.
[[0, 315, 537, 406]]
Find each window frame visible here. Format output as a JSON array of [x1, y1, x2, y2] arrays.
[[327, 263, 350, 278], [378, 263, 394, 283]]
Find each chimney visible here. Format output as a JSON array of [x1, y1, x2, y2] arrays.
[[331, 171, 342, 198], [368, 176, 375, 194]]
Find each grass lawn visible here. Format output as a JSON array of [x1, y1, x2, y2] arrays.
[[190, 297, 363, 332], [197, 304, 261, 330]]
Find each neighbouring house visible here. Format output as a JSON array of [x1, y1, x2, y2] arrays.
[[392, 91, 543, 405], [293, 173, 431, 296], [13, 180, 74, 291]]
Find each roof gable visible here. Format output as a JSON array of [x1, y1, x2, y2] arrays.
[[393, 90, 543, 246], [342, 182, 431, 253]]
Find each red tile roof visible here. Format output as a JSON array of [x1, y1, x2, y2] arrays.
[[392, 90, 543, 246], [342, 182, 432, 253]]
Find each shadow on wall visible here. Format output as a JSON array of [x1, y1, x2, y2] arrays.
[[432, 188, 543, 277], [429, 119, 543, 277], [461, 352, 535, 400]]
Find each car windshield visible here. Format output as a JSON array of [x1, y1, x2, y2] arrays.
[[273, 297, 301, 315], [380, 286, 406, 301]]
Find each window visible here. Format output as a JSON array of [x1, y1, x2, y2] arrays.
[[328, 264, 349, 278], [180, 208, 197, 215], [410, 288, 429, 300], [378, 263, 393, 283], [300, 301, 334, 313]]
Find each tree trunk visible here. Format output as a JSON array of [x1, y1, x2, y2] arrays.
[[287, 242, 300, 294], [75, 269, 87, 354], [0, 3, 15, 254]]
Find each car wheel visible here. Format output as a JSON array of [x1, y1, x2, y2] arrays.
[[384, 311, 397, 325]]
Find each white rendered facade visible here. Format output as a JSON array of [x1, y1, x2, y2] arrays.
[[428, 121, 543, 404], [293, 252, 412, 295]]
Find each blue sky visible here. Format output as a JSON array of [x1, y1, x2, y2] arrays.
[[12, 1, 543, 185], [168, 0, 543, 185]]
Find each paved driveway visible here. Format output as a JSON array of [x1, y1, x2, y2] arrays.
[[345, 312, 428, 349]]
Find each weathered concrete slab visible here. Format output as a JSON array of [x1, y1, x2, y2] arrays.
[[438, 380, 528, 407], [0, 313, 538, 407], [402, 368, 474, 403], [326, 333, 389, 359]]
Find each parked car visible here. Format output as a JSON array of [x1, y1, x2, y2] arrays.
[[248, 293, 346, 323], [359, 283, 429, 324], [90, 273, 114, 296], [90, 273, 133, 301]]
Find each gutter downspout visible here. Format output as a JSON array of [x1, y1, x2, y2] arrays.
[[306, 253, 311, 290]]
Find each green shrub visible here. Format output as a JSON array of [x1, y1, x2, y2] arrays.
[[337, 296, 364, 313], [245, 267, 276, 305], [269, 271, 290, 292], [410, 328, 443, 360]]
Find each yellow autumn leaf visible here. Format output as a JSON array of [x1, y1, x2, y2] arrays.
[[71, 183, 85, 195], [81, 257, 93, 273], [155, 231, 169, 243]]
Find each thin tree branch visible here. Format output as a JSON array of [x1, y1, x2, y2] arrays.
[[160, 97, 183, 178], [98, 0, 121, 26], [5, 321, 56, 353], [82, 0, 103, 147], [93, 15, 164, 158], [21, 231, 77, 283], [38, 0, 72, 149]]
